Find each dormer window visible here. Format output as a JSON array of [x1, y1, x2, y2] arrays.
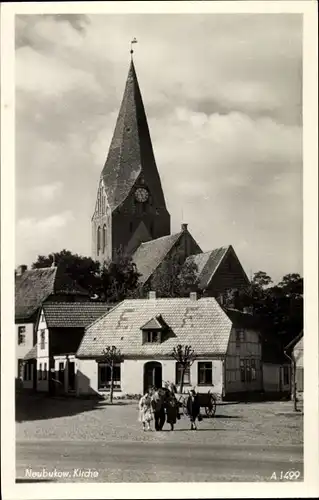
[[140, 314, 168, 345], [145, 331, 160, 343]]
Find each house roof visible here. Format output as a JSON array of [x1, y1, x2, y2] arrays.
[[224, 308, 260, 331], [186, 246, 230, 289], [185, 245, 249, 290], [15, 267, 89, 321], [42, 302, 113, 329], [24, 344, 37, 361], [77, 296, 233, 359], [100, 60, 167, 213], [132, 232, 182, 284], [284, 331, 303, 352]]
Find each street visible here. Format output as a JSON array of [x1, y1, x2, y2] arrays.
[[16, 395, 303, 482], [17, 439, 303, 482]]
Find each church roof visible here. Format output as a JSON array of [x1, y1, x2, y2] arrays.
[[15, 267, 89, 321], [101, 60, 167, 212], [77, 296, 233, 359], [185, 246, 230, 289], [132, 232, 182, 284]]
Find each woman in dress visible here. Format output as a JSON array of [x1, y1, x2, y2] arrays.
[[164, 386, 179, 431], [138, 391, 153, 431], [186, 388, 201, 430]]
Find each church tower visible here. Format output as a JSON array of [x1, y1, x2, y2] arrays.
[[92, 58, 171, 264]]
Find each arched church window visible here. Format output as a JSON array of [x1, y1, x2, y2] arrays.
[[97, 226, 101, 254], [102, 224, 107, 251]]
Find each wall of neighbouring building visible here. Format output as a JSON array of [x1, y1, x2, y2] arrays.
[[294, 338, 303, 392], [77, 358, 223, 397], [16, 322, 34, 378], [225, 327, 262, 395], [36, 311, 49, 392]]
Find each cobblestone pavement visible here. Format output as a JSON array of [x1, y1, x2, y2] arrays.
[[16, 395, 303, 482]]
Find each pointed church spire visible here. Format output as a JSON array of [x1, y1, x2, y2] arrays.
[[100, 57, 168, 213]]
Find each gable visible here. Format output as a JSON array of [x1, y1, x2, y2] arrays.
[[207, 246, 249, 294], [126, 221, 152, 255]]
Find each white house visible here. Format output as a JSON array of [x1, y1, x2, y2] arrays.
[[23, 301, 112, 394], [15, 264, 89, 383], [76, 292, 263, 399]]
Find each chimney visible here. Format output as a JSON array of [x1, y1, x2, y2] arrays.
[[148, 291, 156, 300], [181, 223, 188, 232], [190, 292, 197, 301], [16, 265, 27, 276]]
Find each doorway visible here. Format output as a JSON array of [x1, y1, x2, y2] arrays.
[[68, 361, 75, 392], [143, 361, 162, 393]]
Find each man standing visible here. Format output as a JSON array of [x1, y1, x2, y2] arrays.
[[151, 387, 166, 431]]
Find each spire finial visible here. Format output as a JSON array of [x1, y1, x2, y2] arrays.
[[130, 38, 138, 59]]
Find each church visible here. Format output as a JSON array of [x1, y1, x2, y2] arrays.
[[92, 56, 249, 298]]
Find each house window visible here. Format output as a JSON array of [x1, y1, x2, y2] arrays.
[[98, 363, 121, 390], [236, 329, 245, 347], [240, 359, 245, 382], [144, 331, 160, 343], [198, 362, 212, 385], [251, 359, 257, 381], [58, 362, 64, 384], [102, 224, 107, 251], [175, 362, 191, 386], [97, 226, 101, 254], [283, 366, 290, 385], [18, 326, 26, 345], [40, 330, 45, 349], [43, 362, 47, 380], [39, 363, 42, 380], [17, 359, 24, 378], [245, 359, 252, 383]]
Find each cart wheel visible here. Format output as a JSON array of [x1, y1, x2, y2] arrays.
[[205, 395, 217, 417]]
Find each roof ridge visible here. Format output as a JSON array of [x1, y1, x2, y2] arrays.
[[139, 231, 181, 247]]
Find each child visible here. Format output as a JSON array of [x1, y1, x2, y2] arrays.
[[138, 392, 153, 431]]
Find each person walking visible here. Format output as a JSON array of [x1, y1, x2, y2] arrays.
[[164, 386, 179, 431], [186, 388, 201, 430], [138, 392, 153, 431], [151, 387, 166, 431]]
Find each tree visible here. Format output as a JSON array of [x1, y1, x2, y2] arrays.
[[171, 344, 196, 394], [149, 252, 200, 298], [32, 249, 100, 295], [100, 252, 141, 303], [99, 346, 124, 403]]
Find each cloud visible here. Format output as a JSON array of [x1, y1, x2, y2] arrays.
[[15, 14, 303, 281], [16, 211, 75, 265], [19, 182, 63, 203]]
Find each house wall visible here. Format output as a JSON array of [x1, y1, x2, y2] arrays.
[[54, 355, 77, 393], [77, 357, 223, 397], [225, 327, 262, 395], [263, 363, 280, 392], [22, 362, 35, 390], [36, 310, 49, 392], [206, 248, 249, 297], [16, 322, 34, 378]]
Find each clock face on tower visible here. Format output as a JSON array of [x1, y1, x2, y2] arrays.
[[135, 187, 149, 203]]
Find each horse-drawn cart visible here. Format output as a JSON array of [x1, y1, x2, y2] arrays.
[[178, 391, 217, 418]]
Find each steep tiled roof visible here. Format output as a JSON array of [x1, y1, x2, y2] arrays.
[[24, 344, 37, 361], [101, 61, 167, 212], [77, 297, 232, 359], [15, 267, 57, 321], [186, 247, 229, 289], [15, 267, 89, 321], [42, 302, 113, 329], [132, 232, 182, 284]]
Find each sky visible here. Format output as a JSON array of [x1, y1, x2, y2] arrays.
[[15, 13, 303, 283]]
